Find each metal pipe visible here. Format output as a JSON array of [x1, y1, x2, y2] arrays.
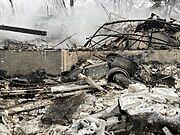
[[0, 25, 47, 36]]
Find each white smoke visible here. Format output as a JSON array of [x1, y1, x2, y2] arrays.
[[0, 0, 179, 48]]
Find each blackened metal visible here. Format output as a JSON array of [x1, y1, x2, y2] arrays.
[[135, 20, 165, 33], [84, 15, 180, 50], [83, 62, 109, 78], [0, 25, 47, 36], [106, 53, 119, 67], [106, 53, 138, 76], [106, 67, 129, 82], [113, 73, 132, 88], [106, 67, 132, 88]]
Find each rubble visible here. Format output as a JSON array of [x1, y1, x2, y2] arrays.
[[66, 116, 106, 135], [0, 14, 180, 134], [41, 91, 85, 125], [0, 123, 11, 135]]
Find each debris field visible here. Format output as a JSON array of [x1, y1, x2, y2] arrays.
[[0, 14, 180, 135]]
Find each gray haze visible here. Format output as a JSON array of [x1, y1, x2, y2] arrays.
[[0, 0, 179, 48]]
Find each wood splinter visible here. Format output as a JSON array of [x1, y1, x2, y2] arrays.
[[78, 73, 108, 93]]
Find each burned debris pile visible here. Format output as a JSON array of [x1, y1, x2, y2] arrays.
[[0, 25, 47, 51], [84, 13, 180, 51], [1, 40, 41, 51], [0, 14, 180, 135]]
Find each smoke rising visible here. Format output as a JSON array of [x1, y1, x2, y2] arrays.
[[0, 0, 179, 48]]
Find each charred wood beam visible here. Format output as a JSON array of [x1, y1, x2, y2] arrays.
[[51, 85, 92, 93], [0, 25, 47, 36], [1, 79, 107, 99], [5, 99, 52, 115]]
